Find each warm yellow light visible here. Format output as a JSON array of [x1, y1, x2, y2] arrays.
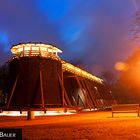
[[138, 61, 140, 65], [115, 62, 129, 71], [62, 61, 103, 84], [0, 111, 75, 116], [11, 43, 62, 58], [10, 43, 103, 84]]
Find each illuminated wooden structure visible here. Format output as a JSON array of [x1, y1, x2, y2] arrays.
[[5, 43, 115, 112]]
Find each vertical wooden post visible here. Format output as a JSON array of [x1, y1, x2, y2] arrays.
[[40, 70, 45, 108], [0, 109, 2, 113], [23, 46, 25, 56], [112, 112, 114, 118], [39, 46, 41, 56], [20, 110, 22, 114], [58, 74, 71, 106], [62, 72, 65, 107], [27, 111, 35, 120], [7, 74, 19, 108], [77, 95, 80, 106], [29, 46, 32, 56]]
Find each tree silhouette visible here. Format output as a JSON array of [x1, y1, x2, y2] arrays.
[[129, 11, 140, 44], [0, 63, 9, 105]]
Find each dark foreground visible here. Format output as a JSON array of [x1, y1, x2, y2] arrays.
[[0, 111, 140, 139]]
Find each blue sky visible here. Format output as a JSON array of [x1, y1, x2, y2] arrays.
[[0, 0, 139, 76]]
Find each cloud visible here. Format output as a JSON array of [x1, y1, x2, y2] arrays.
[[0, 0, 139, 77], [37, 0, 70, 21]]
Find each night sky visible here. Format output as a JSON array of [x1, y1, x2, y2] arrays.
[[0, 0, 139, 76]]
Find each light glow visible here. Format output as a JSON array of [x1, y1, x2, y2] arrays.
[[11, 43, 62, 59], [115, 62, 129, 71], [11, 43, 103, 83], [0, 111, 76, 116], [62, 61, 103, 83]]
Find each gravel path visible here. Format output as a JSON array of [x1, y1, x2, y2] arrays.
[[0, 111, 140, 139]]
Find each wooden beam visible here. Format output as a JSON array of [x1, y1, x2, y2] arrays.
[[80, 77, 94, 109], [94, 84, 105, 106], [20, 110, 22, 114], [74, 75, 91, 109], [58, 74, 72, 107], [78, 94, 86, 108], [72, 96, 77, 106], [40, 70, 45, 108], [7, 74, 19, 108], [39, 46, 41, 56], [23, 46, 25, 56], [70, 76, 77, 106], [88, 80, 100, 107], [61, 72, 65, 107], [58, 74, 65, 106], [82, 79, 98, 107], [0, 109, 2, 113], [29, 45, 32, 56], [64, 99, 67, 106], [77, 94, 80, 106]]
